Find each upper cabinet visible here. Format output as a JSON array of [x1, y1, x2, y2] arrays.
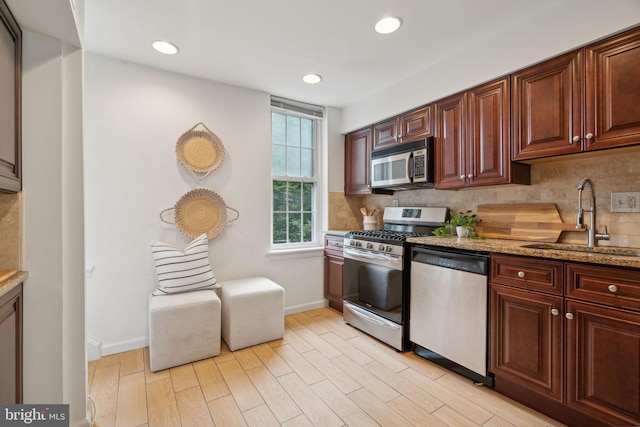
[[584, 28, 640, 151], [436, 77, 530, 189], [373, 105, 432, 149], [513, 26, 640, 160], [345, 126, 373, 196], [0, 0, 21, 193]]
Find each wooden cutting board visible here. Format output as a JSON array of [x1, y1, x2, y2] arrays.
[[476, 203, 583, 242]]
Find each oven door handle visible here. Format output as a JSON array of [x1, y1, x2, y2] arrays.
[[344, 247, 402, 264]]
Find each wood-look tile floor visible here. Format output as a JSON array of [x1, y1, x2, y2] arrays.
[[88, 307, 564, 427]]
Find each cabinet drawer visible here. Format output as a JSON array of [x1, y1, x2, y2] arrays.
[[324, 235, 344, 257], [491, 254, 563, 295], [566, 263, 640, 311]]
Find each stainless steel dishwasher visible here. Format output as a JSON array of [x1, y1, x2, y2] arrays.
[[410, 245, 493, 387]]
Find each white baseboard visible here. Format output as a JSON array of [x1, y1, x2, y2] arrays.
[[101, 336, 148, 357], [87, 335, 102, 362], [284, 299, 327, 315], [90, 301, 327, 358]]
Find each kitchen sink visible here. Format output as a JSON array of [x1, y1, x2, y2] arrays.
[[521, 243, 640, 257]]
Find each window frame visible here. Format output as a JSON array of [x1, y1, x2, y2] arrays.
[[270, 106, 323, 250]]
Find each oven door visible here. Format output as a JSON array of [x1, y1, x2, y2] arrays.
[[342, 248, 403, 325], [371, 151, 412, 188]]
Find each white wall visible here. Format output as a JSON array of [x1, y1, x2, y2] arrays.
[[84, 54, 326, 356], [341, 1, 640, 132], [22, 31, 88, 426]]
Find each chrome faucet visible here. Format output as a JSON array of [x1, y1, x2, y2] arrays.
[[575, 178, 610, 248]]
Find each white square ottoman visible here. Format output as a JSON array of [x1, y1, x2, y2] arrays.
[[219, 277, 285, 351], [148, 290, 221, 372]]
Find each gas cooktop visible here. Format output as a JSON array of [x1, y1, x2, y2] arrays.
[[345, 230, 428, 242]]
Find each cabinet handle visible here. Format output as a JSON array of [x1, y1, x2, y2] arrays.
[[572, 135, 581, 143], [551, 308, 559, 316], [517, 271, 525, 278], [566, 313, 574, 320], [460, 175, 466, 181], [585, 133, 594, 140], [608, 284, 618, 293], [467, 173, 473, 179]]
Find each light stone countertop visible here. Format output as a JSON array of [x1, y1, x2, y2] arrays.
[[407, 237, 640, 269], [0, 271, 27, 299]]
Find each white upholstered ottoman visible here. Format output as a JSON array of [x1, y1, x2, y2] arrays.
[[219, 277, 285, 351], [148, 290, 221, 372]]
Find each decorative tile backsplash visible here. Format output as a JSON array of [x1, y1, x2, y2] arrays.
[[330, 147, 640, 248], [0, 192, 21, 270]]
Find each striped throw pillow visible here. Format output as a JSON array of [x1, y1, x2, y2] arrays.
[[151, 234, 219, 296]]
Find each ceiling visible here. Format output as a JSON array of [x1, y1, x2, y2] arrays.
[[77, 0, 577, 108]]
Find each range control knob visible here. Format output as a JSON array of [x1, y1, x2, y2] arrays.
[[386, 246, 393, 252], [366, 243, 373, 249], [378, 244, 385, 251], [349, 240, 356, 246]]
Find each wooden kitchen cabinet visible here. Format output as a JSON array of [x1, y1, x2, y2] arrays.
[[512, 26, 640, 160], [490, 253, 640, 426], [565, 262, 640, 425], [373, 105, 432, 149], [0, 282, 23, 403], [435, 77, 530, 189], [344, 126, 372, 196], [434, 91, 467, 188], [323, 234, 343, 312], [0, 0, 22, 193], [584, 27, 640, 151], [511, 50, 584, 160], [566, 299, 640, 426], [490, 284, 563, 402]]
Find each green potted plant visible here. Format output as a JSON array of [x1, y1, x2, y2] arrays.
[[433, 210, 478, 237]]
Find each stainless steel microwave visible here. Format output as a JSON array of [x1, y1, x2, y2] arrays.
[[370, 137, 435, 191]]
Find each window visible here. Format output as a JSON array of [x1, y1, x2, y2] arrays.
[[271, 97, 323, 247]]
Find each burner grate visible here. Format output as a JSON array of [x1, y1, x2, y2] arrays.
[[346, 230, 429, 242]]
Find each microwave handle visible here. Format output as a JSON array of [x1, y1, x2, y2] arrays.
[[408, 153, 414, 181]]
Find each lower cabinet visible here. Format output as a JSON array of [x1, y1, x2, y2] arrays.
[[566, 300, 640, 425], [0, 282, 23, 404], [490, 284, 563, 402], [490, 254, 640, 426], [324, 234, 343, 312]]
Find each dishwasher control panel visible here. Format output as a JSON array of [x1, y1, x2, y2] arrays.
[[411, 246, 489, 275]]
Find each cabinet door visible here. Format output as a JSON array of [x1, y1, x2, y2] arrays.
[[344, 127, 372, 196], [435, 92, 467, 189], [512, 50, 583, 160], [490, 284, 563, 402], [467, 77, 510, 186], [400, 105, 432, 143], [324, 253, 343, 312], [585, 27, 640, 151], [566, 300, 640, 425], [0, 284, 22, 403], [373, 117, 399, 149], [0, 1, 21, 192]]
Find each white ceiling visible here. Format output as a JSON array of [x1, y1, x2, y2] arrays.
[[10, 1, 637, 110], [78, 0, 575, 108]]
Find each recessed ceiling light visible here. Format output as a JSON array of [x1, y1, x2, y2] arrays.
[[152, 40, 180, 55], [303, 74, 322, 84], [375, 16, 403, 34]]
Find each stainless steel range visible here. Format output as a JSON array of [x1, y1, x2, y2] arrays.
[[342, 206, 449, 351]]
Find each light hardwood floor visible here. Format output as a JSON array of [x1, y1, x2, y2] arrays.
[[88, 307, 564, 427]]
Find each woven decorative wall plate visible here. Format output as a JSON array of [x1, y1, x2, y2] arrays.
[[176, 122, 225, 180], [160, 188, 239, 239]]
